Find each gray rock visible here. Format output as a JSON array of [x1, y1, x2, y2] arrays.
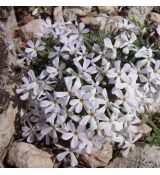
[[104, 16, 124, 34], [0, 8, 18, 160], [139, 124, 152, 134], [7, 142, 54, 168], [81, 16, 107, 28], [107, 144, 160, 168], [150, 12, 160, 24], [0, 102, 18, 160], [19, 19, 45, 40], [128, 7, 153, 26], [98, 6, 118, 15], [63, 6, 92, 21], [81, 15, 124, 34], [2, 8, 17, 66], [82, 142, 113, 167], [54, 6, 64, 22]]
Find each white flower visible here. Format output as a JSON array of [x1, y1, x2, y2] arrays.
[[17, 19, 160, 166], [40, 92, 61, 114], [70, 89, 90, 113], [104, 37, 117, 59], [25, 40, 45, 57], [141, 48, 156, 67], [99, 113, 123, 136], [80, 105, 107, 131], [62, 122, 85, 149], [115, 32, 137, 54], [40, 122, 60, 144], [53, 21, 72, 37], [16, 70, 37, 100], [135, 47, 156, 66], [95, 59, 110, 83], [121, 114, 141, 137], [92, 43, 107, 63], [107, 60, 131, 89], [148, 60, 160, 85], [70, 23, 89, 43], [129, 61, 148, 83], [17, 69, 54, 100], [74, 58, 97, 81], [79, 131, 103, 154], [113, 88, 138, 113], [73, 45, 94, 62], [62, 42, 81, 56], [17, 52, 32, 66], [135, 46, 148, 58], [107, 132, 124, 144], [22, 121, 40, 143], [99, 89, 120, 115], [55, 77, 81, 102], [36, 18, 54, 38], [118, 19, 139, 34], [121, 133, 142, 158], [48, 46, 69, 60], [56, 145, 78, 167], [59, 107, 80, 123], [40, 57, 66, 79], [136, 89, 154, 112]]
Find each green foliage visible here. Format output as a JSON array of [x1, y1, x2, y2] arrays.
[[142, 113, 160, 146], [84, 31, 108, 51], [31, 53, 49, 76], [146, 129, 160, 146]]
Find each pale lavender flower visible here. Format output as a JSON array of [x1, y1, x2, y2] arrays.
[[56, 145, 78, 167], [80, 105, 107, 131], [62, 122, 85, 149], [25, 40, 45, 57], [79, 131, 103, 154]]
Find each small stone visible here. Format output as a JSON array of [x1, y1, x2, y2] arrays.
[[150, 12, 160, 24], [63, 6, 92, 21], [0, 102, 18, 159], [139, 124, 152, 134], [54, 6, 64, 22], [82, 142, 113, 167], [4, 8, 17, 39], [7, 142, 54, 168], [81, 15, 124, 34], [128, 7, 153, 26], [104, 16, 124, 34], [106, 144, 160, 168], [98, 6, 118, 15], [81, 16, 107, 26], [19, 19, 45, 40]]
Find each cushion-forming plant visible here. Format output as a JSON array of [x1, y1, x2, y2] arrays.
[[16, 18, 160, 167]]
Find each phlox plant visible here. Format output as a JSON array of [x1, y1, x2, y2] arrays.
[[16, 18, 160, 167]]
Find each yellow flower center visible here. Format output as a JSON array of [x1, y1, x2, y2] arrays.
[[89, 112, 94, 117], [80, 98, 84, 103]]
